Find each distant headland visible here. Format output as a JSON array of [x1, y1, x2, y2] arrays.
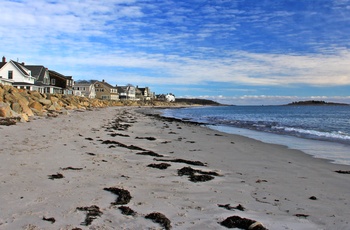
[[286, 100, 349, 106]]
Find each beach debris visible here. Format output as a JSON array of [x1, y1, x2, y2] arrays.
[[85, 137, 93, 141], [154, 158, 207, 166], [178, 166, 219, 176], [178, 166, 219, 182], [147, 163, 171, 170], [104, 187, 132, 205], [335, 170, 350, 174], [118, 206, 137, 216], [101, 140, 146, 151], [109, 133, 130, 137], [218, 204, 246, 211], [60, 167, 83, 171], [86, 152, 96, 156], [215, 134, 223, 136], [42, 216, 56, 224], [189, 174, 214, 182], [76, 205, 103, 226], [294, 214, 309, 218], [136, 151, 164, 157], [48, 173, 64, 180], [255, 179, 268, 183], [0, 117, 19, 126], [309, 196, 317, 200], [145, 212, 172, 230], [135, 136, 157, 141], [220, 216, 267, 229]]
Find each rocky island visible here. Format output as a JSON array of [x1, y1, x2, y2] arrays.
[[287, 100, 349, 106]]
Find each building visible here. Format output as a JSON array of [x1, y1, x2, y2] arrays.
[[49, 70, 74, 94], [0, 56, 36, 90], [94, 80, 119, 100], [73, 81, 96, 98]]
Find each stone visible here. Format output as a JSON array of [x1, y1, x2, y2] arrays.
[[29, 101, 43, 111], [39, 98, 52, 106], [11, 102, 22, 114], [0, 102, 12, 117]]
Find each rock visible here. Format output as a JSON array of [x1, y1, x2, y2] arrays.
[[0, 102, 12, 117], [29, 101, 43, 111], [39, 98, 52, 106], [11, 102, 22, 113], [18, 100, 34, 117]]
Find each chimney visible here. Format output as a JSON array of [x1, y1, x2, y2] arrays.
[[2, 56, 6, 63]]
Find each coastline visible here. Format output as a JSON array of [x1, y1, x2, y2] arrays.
[[1, 106, 349, 229]]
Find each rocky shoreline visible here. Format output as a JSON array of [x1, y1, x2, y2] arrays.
[[0, 84, 196, 125]]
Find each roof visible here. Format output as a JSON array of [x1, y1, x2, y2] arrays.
[[12, 82, 34, 86], [25, 65, 47, 81], [12, 61, 30, 76], [95, 81, 117, 89], [49, 70, 72, 80], [0, 62, 6, 69]]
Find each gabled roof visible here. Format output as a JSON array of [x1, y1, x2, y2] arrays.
[[0, 62, 6, 69], [12, 61, 30, 76], [25, 65, 47, 81], [49, 70, 72, 80], [95, 81, 117, 89]]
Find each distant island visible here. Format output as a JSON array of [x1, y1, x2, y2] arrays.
[[286, 100, 349, 106], [175, 98, 222, 106]]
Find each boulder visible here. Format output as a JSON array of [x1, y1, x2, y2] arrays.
[[0, 102, 12, 117], [39, 98, 52, 106], [11, 102, 22, 114], [18, 99, 34, 117], [29, 101, 43, 111]]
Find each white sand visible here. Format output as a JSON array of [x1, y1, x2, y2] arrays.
[[0, 107, 349, 230]]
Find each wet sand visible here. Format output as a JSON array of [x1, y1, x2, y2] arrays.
[[0, 107, 349, 229]]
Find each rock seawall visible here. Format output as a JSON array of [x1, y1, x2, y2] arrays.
[[0, 84, 171, 125]]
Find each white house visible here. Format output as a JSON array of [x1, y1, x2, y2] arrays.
[[73, 81, 96, 98], [0, 56, 36, 90], [165, 93, 175, 102], [117, 85, 136, 100]]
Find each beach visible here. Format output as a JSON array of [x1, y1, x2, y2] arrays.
[[0, 106, 349, 230]]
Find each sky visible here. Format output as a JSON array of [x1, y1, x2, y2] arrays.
[[1, 0, 350, 105]]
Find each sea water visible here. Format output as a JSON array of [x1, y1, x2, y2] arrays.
[[161, 105, 350, 165]]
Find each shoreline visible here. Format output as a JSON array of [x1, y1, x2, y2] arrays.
[[1, 107, 349, 229]]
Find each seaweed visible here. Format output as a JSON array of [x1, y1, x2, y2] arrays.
[[48, 173, 64, 180], [136, 151, 164, 157], [147, 163, 171, 170], [76, 205, 103, 226], [104, 187, 132, 205], [145, 212, 171, 230], [154, 158, 206, 166], [118, 206, 137, 216], [220, 216, 267, 229]]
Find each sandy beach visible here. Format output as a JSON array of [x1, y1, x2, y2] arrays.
[[1, 106, 349, 230]]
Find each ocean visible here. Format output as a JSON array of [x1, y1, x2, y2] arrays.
[[161, 105, 350, 166]]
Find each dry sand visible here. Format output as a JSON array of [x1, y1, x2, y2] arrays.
[[0, 106, 349, 230]]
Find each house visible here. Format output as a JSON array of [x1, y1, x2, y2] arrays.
[[156, 93, 175, 102], [117, 85, 136, 100], [48, 70, 74, 95], [94, 80, 119, 100], [0, 56, 36, 90], [73, 81, 96, 98], [135, 86, 153, 101], [25, 65, 59, 94]]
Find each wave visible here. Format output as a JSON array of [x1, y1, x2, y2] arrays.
[[205, 118, 350, 144]]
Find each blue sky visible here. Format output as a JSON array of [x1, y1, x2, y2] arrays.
[[1, 0, 350, 105]]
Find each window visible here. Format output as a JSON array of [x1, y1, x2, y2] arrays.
[[51, 79, 56, 85], [8, 70, 13, 79]]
